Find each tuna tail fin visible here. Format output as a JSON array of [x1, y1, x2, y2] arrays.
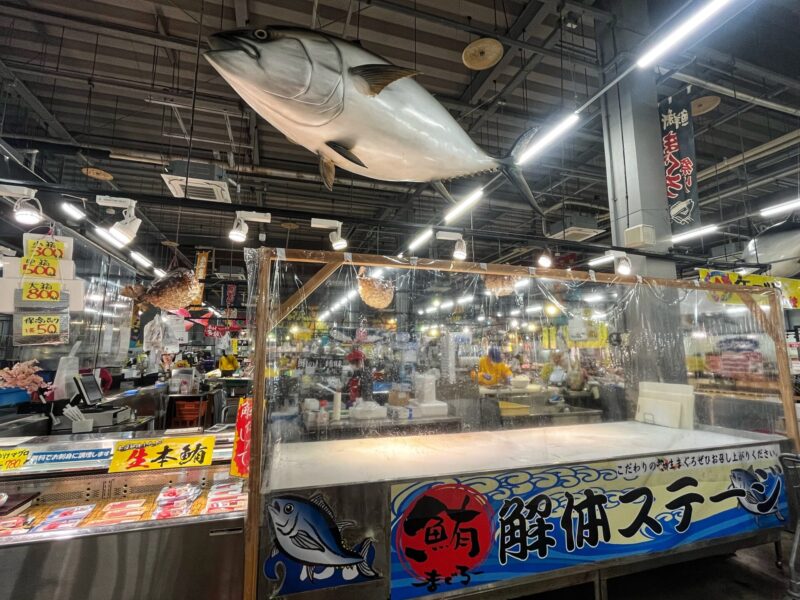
[[355, 539, 377, 578], [499, 127, 547, 232]]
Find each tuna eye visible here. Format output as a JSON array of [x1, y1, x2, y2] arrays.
[[254, 29, 268, 40], [284, 504, 294, 514]]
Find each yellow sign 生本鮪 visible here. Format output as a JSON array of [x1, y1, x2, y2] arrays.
[[108, 436, 216, 473], [22, 281, 62, 302]]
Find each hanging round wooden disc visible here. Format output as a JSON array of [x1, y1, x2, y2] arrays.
[[690, 95, 721, 116], [462, 38, 504, 71], [81, 166, 114, 181]]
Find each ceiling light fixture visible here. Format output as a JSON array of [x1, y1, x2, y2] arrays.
[[671, 224, 718, 244], [516, 113, 580, 165], [311, 218, 347, 250], [61, 202, 86, 221], [130, 251, 153, 268], [587, 254, 615, 267], [537, 249, 553, 268], [229, 215, 248, 242], [637, 0, 731, 68], [109, 201, 141, 246], [13, 197, 43, 225], [153, 268, 167, 278], [94, 227, 126, 249], [444, 188, 484, 223], [616, 256, 633, 275], [408, 228, 434, 252], [760, 197, 800, 217], [453, 237, 467, 261]]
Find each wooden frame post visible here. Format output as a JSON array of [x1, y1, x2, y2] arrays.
[[768, 290, 800, 450]]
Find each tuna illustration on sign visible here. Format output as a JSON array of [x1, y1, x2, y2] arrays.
[[728, 466, 783, 517], [267, 494, 377, 582], [205, 27, 546, 213]]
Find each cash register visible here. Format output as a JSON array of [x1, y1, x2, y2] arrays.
[[69, 374, 131, 428]]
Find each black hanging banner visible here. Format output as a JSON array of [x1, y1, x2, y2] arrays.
[[659, 94, 700, 234]]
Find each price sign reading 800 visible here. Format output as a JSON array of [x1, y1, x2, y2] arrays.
[[23, 281, 62, 302], [26, 239, 66, 259], [20, 257, 59, 278], [21, 315, 61, 336]]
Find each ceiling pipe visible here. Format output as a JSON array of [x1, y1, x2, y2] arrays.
[[657, 68, 800, 118], [697, 128, 800, 182]]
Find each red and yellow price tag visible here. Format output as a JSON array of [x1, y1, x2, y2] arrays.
[[108, 435, 216, 473], [230, 397, 252, 478], [22, 281, 62, 302], [20, 256, 59, 278], [21, 315, 62, 336], [26, 238, 66, 259], [0, 448, 30, 471]]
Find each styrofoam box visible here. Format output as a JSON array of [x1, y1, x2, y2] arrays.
[[410, 400, 449, 418], [1, 257, 76, 280], [0, 278, 85, 313], [22, 233, 74, 260]]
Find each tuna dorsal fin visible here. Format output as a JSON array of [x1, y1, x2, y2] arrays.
[[319, 156, 336, 191], [350, 64, 419, 96], [309, 493, 337, 522], [326, 141, 367, 168]]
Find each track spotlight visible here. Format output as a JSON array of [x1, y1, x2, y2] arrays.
[[229, 215, 248, 242], [14, 197, 43, 226], [109, 201, 141, 245], [311, 218, 347, 250], [537, 249, 553, 268], [616, 256, 633, 276], [453, 237, 467, 261]]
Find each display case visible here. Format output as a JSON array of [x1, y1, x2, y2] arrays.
[[0, 430, 247, 600], [244, 248, 798, 600]]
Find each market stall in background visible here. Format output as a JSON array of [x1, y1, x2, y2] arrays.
[[246, 248, 798, 600]]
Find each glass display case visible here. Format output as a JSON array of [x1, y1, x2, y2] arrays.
[[245, 248, 797, 600]]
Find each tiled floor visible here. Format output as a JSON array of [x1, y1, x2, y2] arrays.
[[525, 533, 792, 599]]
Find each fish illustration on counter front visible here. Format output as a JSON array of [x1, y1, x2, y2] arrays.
[[268, 494, 378, 582], [728, 466, 783, 518], [205, 26, 547, 215]]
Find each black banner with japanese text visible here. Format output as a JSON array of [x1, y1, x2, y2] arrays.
[[659, 94, 699, 234]]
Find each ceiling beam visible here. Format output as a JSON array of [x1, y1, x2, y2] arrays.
[[234, 0, 249, 28], [0, 2, 200, 53], [365, 0, 600, 74]]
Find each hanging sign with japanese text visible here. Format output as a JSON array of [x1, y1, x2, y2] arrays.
[[698, 269, 800, 308], [230, 397, 252, 478], [659, 93, 699, 234], [108, 435, 216, 473], [19, 256, 59, 279], [390, 444, 785, 599], [191, 251, 209, 307], [25, 238, 66, 259], [21, 315, 62, 336], [204, 324, 228, 339]]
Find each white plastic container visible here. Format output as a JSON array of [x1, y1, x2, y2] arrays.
[[350, 401, 387, 420]]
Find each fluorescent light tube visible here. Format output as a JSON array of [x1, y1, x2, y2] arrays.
[[760, 197, 800, 217], [516, 114, 580, 165], [62, 202, 86, 220], [671, 224, 718, 244], [408, 228, 433, 252], [444, 189, 484, 223], [587, 254, 615, 266], [130, 251, 152, 267], [637, 0, 731, 68]]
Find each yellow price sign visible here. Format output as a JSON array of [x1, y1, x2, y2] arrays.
[[21, 315, 62, 336], [22, 281, 62, 302], [0, 448, 30, 471], [20, 256, 59, 278], [108, 435, 216, 473], [26, 238, 66, 259]]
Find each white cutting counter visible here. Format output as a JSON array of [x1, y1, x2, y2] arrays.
[[269, 421, 783, 491]]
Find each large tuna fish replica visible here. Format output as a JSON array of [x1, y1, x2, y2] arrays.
[[741, 216, 800, 278], [205, 26, 542, 211]]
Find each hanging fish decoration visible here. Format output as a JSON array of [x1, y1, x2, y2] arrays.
[[121, 268, 201, 311]]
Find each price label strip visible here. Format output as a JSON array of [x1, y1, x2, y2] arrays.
[[0, 448, 30, 471], [26, 238, 66, 259], [21, 315, 62, 336], [20, 256, 60, 279], [21, 281, 62, 302], [108, 436, 216, 473]]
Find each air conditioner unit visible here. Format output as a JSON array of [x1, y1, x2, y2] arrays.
[[161, 161, 231, 203], [213, 265, 246, 280], [547, 214, 604, 242], [624, 224, 656, 248]]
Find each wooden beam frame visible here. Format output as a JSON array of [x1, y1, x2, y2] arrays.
[[273, 261, 344, 329]]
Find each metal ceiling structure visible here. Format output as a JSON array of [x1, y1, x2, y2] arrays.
[[0, 0, 798, 275]]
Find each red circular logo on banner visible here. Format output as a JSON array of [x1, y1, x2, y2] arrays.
[[395, 484, 493, 582]]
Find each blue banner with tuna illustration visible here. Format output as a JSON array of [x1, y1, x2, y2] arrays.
[[390, 444, 786, 598]]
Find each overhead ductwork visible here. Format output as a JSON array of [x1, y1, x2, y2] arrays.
[[161, 160, 231, 203]]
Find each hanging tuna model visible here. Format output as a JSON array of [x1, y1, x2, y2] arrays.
[[741, 217, 800, 278], [204, 27, 545, 213], [121, 268, 201, 311]]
